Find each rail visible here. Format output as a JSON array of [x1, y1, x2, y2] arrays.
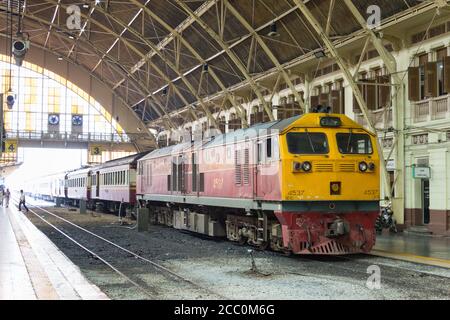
[[15, 198, 226, 300]]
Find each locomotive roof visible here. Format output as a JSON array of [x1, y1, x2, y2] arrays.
[[203, 115, 302, 149], [140, 113, 367, 160]]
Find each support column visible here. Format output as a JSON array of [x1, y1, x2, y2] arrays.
[[343, 0, 405, 224], [304, 75, 311, 112]]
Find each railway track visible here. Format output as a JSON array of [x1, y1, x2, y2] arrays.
[[13, 196, 449, 300], [13, 198, 226, 299]]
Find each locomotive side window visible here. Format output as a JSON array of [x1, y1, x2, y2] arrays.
[[286, 132, 329, 154], [336, 133, 373, 154], [266, 138, 272, 159]]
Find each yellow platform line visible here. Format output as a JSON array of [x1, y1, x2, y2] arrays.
[[370, 249, 450, 269]]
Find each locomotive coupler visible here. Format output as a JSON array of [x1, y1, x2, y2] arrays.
[[325, 218, 349, 238]]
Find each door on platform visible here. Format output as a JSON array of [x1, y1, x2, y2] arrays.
[[422, 179, 430, 225]]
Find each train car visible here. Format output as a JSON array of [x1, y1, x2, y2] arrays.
[[66, 168, 91, 205], [26, 172, 66, 202], [137, 113, 380, 255], [91, 152, 147, 211], [51, 172, 66, 201]]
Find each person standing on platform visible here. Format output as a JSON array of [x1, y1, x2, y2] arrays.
[[4, 188, 10, 208], [18, 190, 29, 213], [0, 190, 4, 207]]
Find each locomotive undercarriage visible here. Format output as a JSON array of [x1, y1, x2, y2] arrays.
[[139, 200, 377, 255], [141, 200, 288, 253]]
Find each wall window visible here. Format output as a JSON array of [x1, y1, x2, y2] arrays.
[[0, 54, 126, 140], [419, 53, 428, 100], [436, 47, 448, 96]]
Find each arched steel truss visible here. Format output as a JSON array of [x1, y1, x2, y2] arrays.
[[0, 0, 428, 135]]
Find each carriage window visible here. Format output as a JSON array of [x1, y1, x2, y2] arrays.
[[286, 132, 329, 154], [336, 133, 373, 154]]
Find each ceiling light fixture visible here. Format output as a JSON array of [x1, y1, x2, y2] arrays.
[[267, 22, 280, 37], [314, 49, 326, 59]]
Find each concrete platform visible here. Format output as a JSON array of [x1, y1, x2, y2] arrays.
[[0, 207, 109, 300], [373, 233, 450, 269]]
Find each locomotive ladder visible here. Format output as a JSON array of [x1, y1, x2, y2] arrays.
[[256, 211, 268, 243]]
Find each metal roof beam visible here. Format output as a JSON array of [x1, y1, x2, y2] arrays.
[[223, 0, 306, 113], [175, 0, 274, 122]]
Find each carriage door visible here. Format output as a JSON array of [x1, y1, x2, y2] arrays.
[[173, 155, 185, 194], [96, 171, 100, 197], [255, 136, 274, 199], [254, 140, 262, 198]]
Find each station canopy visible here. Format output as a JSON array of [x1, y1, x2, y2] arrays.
[[0, 0, 426, 132]]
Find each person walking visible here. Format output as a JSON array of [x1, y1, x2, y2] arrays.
[[18, 190, 29, 213], [4, 189, 10, 208], [0, 190, 4, 207]]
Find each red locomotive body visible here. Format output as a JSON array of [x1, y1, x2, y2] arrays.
[[137, 114, 380, 255]]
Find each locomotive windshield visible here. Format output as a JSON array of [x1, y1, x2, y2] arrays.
[[286, 132, 329, 154], [336, 132, 373, 154]]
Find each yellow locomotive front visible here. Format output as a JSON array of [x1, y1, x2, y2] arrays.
[[275, 113, 380, 254]]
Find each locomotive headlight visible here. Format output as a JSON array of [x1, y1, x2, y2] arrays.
[[302, 161, 312, 172], [359, 161, 368, 172], [368, 162, 375, 171], [293, 162, 302, 171]]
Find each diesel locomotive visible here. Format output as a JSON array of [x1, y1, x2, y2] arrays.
[[136, 113, 380, 255]]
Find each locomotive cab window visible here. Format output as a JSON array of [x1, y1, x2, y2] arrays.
[[286, 132, 329, 154], [336, 133, 373, 154]]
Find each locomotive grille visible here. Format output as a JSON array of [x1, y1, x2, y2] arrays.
[[339, 163, 355, 172], [314, 163, 333, 172], [243, 149, 250, 185], [235, 150, 242, 185]]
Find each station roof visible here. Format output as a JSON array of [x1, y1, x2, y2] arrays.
[[0, 0, 429, 132]]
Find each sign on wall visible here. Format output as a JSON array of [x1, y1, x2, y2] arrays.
[[386, 159, 395, 171], [89, 144, 103, 156], [413, 166, 431, 179], [4, 140, 18, 154]]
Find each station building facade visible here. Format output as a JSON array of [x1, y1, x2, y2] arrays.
[[155, 13, 450, 236]]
